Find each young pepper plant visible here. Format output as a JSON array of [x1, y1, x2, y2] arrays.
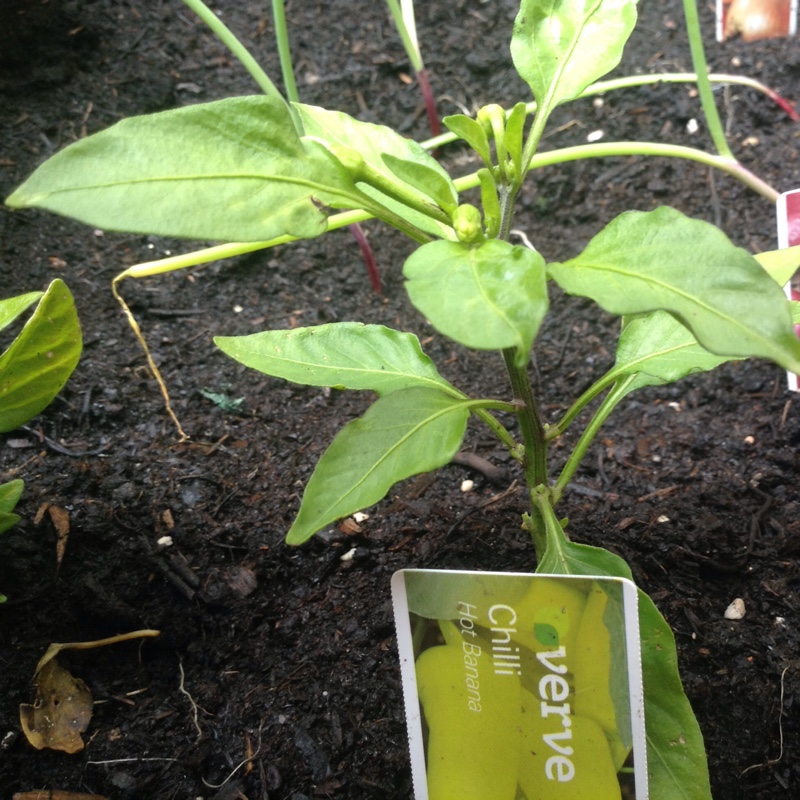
[[5, 0, 800, 796], [214, 6, 800, 800]]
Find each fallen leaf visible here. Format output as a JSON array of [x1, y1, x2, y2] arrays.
[[19, 659, 92, 753], [48, 505, 70, 568]]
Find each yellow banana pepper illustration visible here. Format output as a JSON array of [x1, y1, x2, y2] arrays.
[[415, 623, 522, 800], [573, 582, 632, 770], [518, 687, 622, 800], [508, 576, 588, 656]]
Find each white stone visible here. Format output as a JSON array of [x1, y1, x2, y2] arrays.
[[724, 598, 746, 620]]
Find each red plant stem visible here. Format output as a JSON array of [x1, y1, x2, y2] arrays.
[[763, 87, 800, 122], [349, 223, 382, 294], [416, 68, 441, 138]]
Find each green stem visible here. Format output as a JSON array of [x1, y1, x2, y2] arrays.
[[682, 0, 734, 159], [473, 408, 523, 463], [271, 0, 302, 131], [502, 349, 548, 489], [386, 0, 424, 73], [528, 486, 564, 563], [272, 0, 299, 101], [551, 372, 617, 438], [181, 0, 284, 101], [524, 142, 779, 202], [551, 376, 637, 505]]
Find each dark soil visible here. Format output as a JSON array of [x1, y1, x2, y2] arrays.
[[1, 0, 799, 798]]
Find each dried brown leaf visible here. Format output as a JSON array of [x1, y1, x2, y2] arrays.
[[19, 659, 92, 753]]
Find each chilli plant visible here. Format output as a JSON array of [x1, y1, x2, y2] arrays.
[[6, 0, 800, 797]]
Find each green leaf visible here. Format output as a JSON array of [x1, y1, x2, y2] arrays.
[[403, 239, 548, 366], [754, 244, 800, 287], [503, 102, 528, 174], [296, 103, 456, 239], [0, 279, 81, 434], [0, 292, 42, 332], [7, 96, 368, 243], [0, 479, 24, 535], [442, 114, 492, 165], [511, 0, 637, 110], [536, 505, 712, 800], [612, 310, 734, 388], [638, 595, 712, 800], [548, 207, 800, 374], [215, 322, 454, 397], [287, 387, 470, 544], [382, 153, 458, 214], [791, 300, 800, 326]]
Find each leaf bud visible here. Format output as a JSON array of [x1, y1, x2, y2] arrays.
[[452, 203, 485, 244], [476, 104, 506, 140]]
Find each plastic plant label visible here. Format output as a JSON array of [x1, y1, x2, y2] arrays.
[[716, 0, 798, 41], [391, 569, 647, 800], [778, 188, 800, 391]]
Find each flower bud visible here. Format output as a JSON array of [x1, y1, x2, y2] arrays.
[[452, 203, 485, 244]]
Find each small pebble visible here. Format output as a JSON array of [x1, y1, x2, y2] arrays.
[[340, 547, 356, 562], [353, 511, 369, 523], [656, 514, 670, 523], [156, 535, 173, 547], [724, 598, 746, 620], [586, 129, 604, 143], [460, 479, 474, 493]]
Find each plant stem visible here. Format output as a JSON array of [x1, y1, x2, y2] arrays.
[[473, 409, 522, 463], [181, 0, 284, 101], [348, 223, 382, 294], [682, 0, 734, 159], [417, 68, 442, 138], [551, 376, 638, 505], [502, 349, 548, 489], [271, 0, 302, 131], [524, 142, 779, 203]]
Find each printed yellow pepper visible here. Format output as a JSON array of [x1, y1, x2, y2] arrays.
[[415, 629, 521, 800], [517, 687, 621, 800], [572, 582, 632, 770]]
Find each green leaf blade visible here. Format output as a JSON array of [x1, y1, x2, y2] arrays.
[[548, 207, 800, 374], [7, 97, 366, 243], [613, 310, 734, 388], [0, 279, 82, 433], [286, 388, 470, 544], [0, 292, 43, 332], [403, 239, 548, 365], [0, 479, 24, 535], [215, 323, 454, 396], [511, 0, 638, 109]]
